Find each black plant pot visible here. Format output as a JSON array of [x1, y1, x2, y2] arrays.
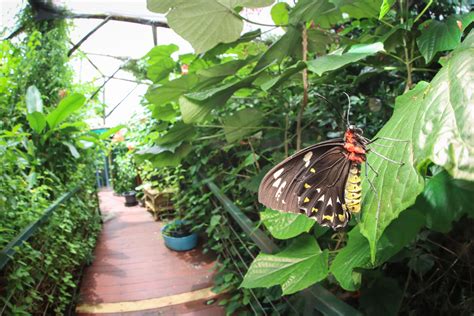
[[123, 191, 138, 207]]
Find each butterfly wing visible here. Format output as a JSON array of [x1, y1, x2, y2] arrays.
[[298, 154, 352, 229], [258, 138, 352, 229]]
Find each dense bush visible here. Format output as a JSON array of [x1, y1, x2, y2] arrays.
[[0, 8, 103, 314], [110, 142, 138, 194]]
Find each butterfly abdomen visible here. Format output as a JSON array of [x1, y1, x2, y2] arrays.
[[344, 163, 362, 213]]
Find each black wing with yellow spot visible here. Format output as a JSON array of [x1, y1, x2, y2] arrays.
[[258, 138, 352, 230]]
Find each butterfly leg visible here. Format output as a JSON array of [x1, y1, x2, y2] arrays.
[[367, 142, 393, 148], [364, 160, 378, 193], [367, 148, 404, 165], [365, 160, 379, 177], [367, 136, 409, 144], [363, 160, 383, 226]]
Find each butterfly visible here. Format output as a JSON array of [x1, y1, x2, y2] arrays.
[[258, 96, 404, 230]]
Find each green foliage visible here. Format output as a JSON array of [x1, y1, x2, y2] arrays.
[[241, 235, 329, 295], [222, 108, 263, 143], [307, 42, 384, 76], [331, 208, 425, 291], [162, 221, 192, 237], [135, 0, 474, 313], [46, 93, 86, 129], [421, 170, 474, 232], [416, 12, 474, 63], [260, 209, 314, 239], [111, 143, 138, 194], [270, 2, 289, 26], [147, 0, 275, 53], [378, 0, 395, 20], [146, 44, 178, 82], [0, 7, 102, 314], [26, 112, 46, 134], [360, 33, 474, 260]]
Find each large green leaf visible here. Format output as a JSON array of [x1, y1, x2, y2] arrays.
[[417, 20, 458, 63], [26, 112, 46, 134], [136, 142, 182, 156], [253, 26, 301, 72], [155, 121, 196, 145], [420, 169, 474, 233], [63, 141, 80, 158], [180, 67, 268, 123], [307, 42, 384, 76], [165, 0, 273, 54], [222, 108, 263, 143], [202, 29, 262, 58], [331, 208, 425, 291], [260, 209, 315, 239], [25, 86, 46, 133], [147, 59, 176, 83], [289, 0, 341, 28], [378, 0, 394, 20], [331, 0, 382, 19], [146, 75, 200, 106], [417, 13, 474, 63], [183, 78, 240, 101], [359, 32, 474, 261], [25, 85, 43, 114], [147, 44, 179, 63], [197, 58, 254, 78], [179, 96, 214, 124], [146, 58, 254, 106], [271, 2, 289, 26], [240, 234, 328, 295], [259, 61, 306, 91], [146, 44, 178, 82], [146, 0, 175, 13], [135, 142, 192, 167], [46, 93, 86, 129], [151, 104, 176, 122], [307, 29, 332, 54]]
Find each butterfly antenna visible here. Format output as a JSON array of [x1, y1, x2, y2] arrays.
[[343, 92, 351, 127], [314, 93, 345, 125]]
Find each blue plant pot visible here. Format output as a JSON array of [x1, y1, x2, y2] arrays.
[[161, 221, 198, 251]]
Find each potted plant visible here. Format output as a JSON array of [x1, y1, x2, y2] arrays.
[[123, 191, 138, 207], [161, 220, 198, 251]]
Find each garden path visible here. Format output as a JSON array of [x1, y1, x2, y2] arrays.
[[75, 189, 223, 315]]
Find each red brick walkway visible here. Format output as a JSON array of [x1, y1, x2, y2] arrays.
[[76, 189, 223, 315]]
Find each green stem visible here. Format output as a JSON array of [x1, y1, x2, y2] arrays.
[[195, 133, 226, 141], [216, 1, 286, 28], [409, 55, 424, 63], [414, 0, 433, 23], [238, 13, 287, 28], [383, 52, 406, 64], [377, 16, 396, 28], [403, 39, 413, 91]]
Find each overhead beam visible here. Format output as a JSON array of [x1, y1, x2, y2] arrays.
[[66, 13, 168, 28], [8, 0, 170, 42], [68, 16, 111, 57]]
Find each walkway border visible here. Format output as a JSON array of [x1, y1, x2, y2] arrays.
[[76, 286, 217, 313]]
